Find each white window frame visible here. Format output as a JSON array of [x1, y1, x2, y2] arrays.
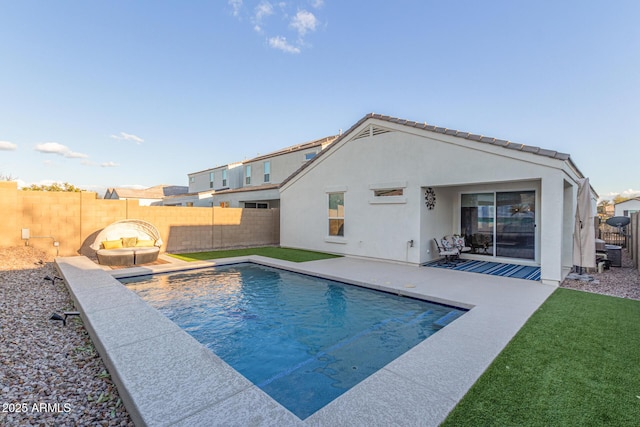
[[245, 165, 251, 185], [264, 161, 271, 183], [369, 181, 407, 204]]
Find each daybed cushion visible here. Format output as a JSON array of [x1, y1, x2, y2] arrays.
[[135, 239, 156, 247], [133, 247, 160, 265]]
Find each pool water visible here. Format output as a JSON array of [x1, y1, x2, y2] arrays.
[[120, 263, 466, 419]]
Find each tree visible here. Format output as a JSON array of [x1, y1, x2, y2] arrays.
[[1, 173, 17, 181], [22, 182, 84, 192], [597, 199, 611, 216], [612, 195, 630, 205]]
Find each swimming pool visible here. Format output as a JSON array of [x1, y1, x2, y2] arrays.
[[120, 262, 467, 419]]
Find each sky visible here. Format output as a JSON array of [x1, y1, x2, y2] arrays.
[[1, 1, 638, 200]]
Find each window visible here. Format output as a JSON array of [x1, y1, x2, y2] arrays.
[[245, 202, 269, 209], [373, 188, 403, 197], [264, 161, 270, 182], [219, 201, 229, 208], [189, 176, 195, 183], [328, 192, 344, 236], [245, 165, 251, 185], [186, 202, 194, 207], [222, 169, 227, 187], [369, 182, 407, 204], [209, 172, 214, 188], [305, 152, 317, 161]]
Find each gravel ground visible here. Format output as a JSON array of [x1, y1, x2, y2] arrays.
[[1, 246, 638, 427], [0, 246, 133, 427], [561, 248, 640, 300]]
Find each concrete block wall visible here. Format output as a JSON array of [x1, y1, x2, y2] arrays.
[[0, 182, 280, 258]]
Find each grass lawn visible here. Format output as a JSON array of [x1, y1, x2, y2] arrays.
[[443, 288, 640, 426], [168, 246, 341, 263]]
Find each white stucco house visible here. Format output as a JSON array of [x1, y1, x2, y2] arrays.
[[280, 113, 596, 286], [614, 197, 640, 217]]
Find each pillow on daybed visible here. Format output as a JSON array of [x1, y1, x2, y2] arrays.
[[122, 237, 138, 248], [102, 239, 123, 249], [135, 239, 156, 247]]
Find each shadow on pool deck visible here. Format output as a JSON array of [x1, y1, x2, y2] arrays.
[[56, 254, 555, 426]]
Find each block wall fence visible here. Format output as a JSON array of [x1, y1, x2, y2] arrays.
[[0, 182, 280, 258]]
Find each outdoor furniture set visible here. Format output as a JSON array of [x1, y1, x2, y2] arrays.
[[433, 235, 471, 266], [89, 219, 163, 266]]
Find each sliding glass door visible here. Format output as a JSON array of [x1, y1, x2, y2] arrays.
[[461, 191, 536, 260], [461, 193, 495, 256]]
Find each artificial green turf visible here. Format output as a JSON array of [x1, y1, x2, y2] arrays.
[[168, 246, 341, 263], [443, 288, 640, 426]]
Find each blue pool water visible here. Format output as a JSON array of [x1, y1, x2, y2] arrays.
[[120, 263, 466, 419]]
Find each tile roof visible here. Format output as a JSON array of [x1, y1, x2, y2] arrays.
[[243, 135, 338, 163], [280, 113, 580, 188], [367, 113, 571, 161]]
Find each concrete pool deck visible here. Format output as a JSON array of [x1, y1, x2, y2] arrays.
[[55, 254, 556, 426]]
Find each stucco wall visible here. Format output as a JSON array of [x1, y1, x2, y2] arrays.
[[0, 182, 279, 258], [280, 121, 583, 284]]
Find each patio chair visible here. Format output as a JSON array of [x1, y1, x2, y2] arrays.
[[433, 238, 460, 266], [448, 235, 472, 256]]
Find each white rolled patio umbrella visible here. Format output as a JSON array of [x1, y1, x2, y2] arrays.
[[573, 177, 596, 270]]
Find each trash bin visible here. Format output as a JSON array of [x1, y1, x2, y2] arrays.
[[605, 244, 622, 267]]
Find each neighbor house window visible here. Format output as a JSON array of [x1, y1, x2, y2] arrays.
[[305, 152, 317, 161], [222, 169, 227, 187], [209, 172, 214, 188], [189, 176, 195, 183], [245, 165, 251, 185], [245, 202, 269, 209], [220, 201, 229, 208], [328, 192, 345, 236], [264, 161, 271, 182]]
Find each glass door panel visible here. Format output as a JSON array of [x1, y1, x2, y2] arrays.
[[461, 193, 495, 256], [495, 191, 535, 259]]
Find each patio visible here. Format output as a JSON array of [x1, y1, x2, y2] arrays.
[[55, 254, 555, 426]]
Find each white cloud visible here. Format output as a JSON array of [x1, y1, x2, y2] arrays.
[[229, 0, 243, 17], [35, 142, 89, 159], [268, 36, 301, 53], [110, 132, 144, 144], [290, 10, 317, 36], [0, 140, 17, 151], [255, 1, 273, 21], [101, 161, 120, 168], [310, 0, 324, 8]]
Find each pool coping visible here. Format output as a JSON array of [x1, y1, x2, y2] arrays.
[[55, 254, 556, 426]]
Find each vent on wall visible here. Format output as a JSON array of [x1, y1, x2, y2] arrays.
[[352, 125, 393, 141]]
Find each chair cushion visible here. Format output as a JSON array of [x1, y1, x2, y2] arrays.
[[441, 238, 455, 251], [452, 236, 466, 249]]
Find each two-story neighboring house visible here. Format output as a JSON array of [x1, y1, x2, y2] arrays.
[[173, 135, 337, 208]]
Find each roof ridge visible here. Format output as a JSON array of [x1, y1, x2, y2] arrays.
[[368, 113, 571, 161]]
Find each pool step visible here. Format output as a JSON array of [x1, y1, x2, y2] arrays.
[[433, 311, 460, 328]]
